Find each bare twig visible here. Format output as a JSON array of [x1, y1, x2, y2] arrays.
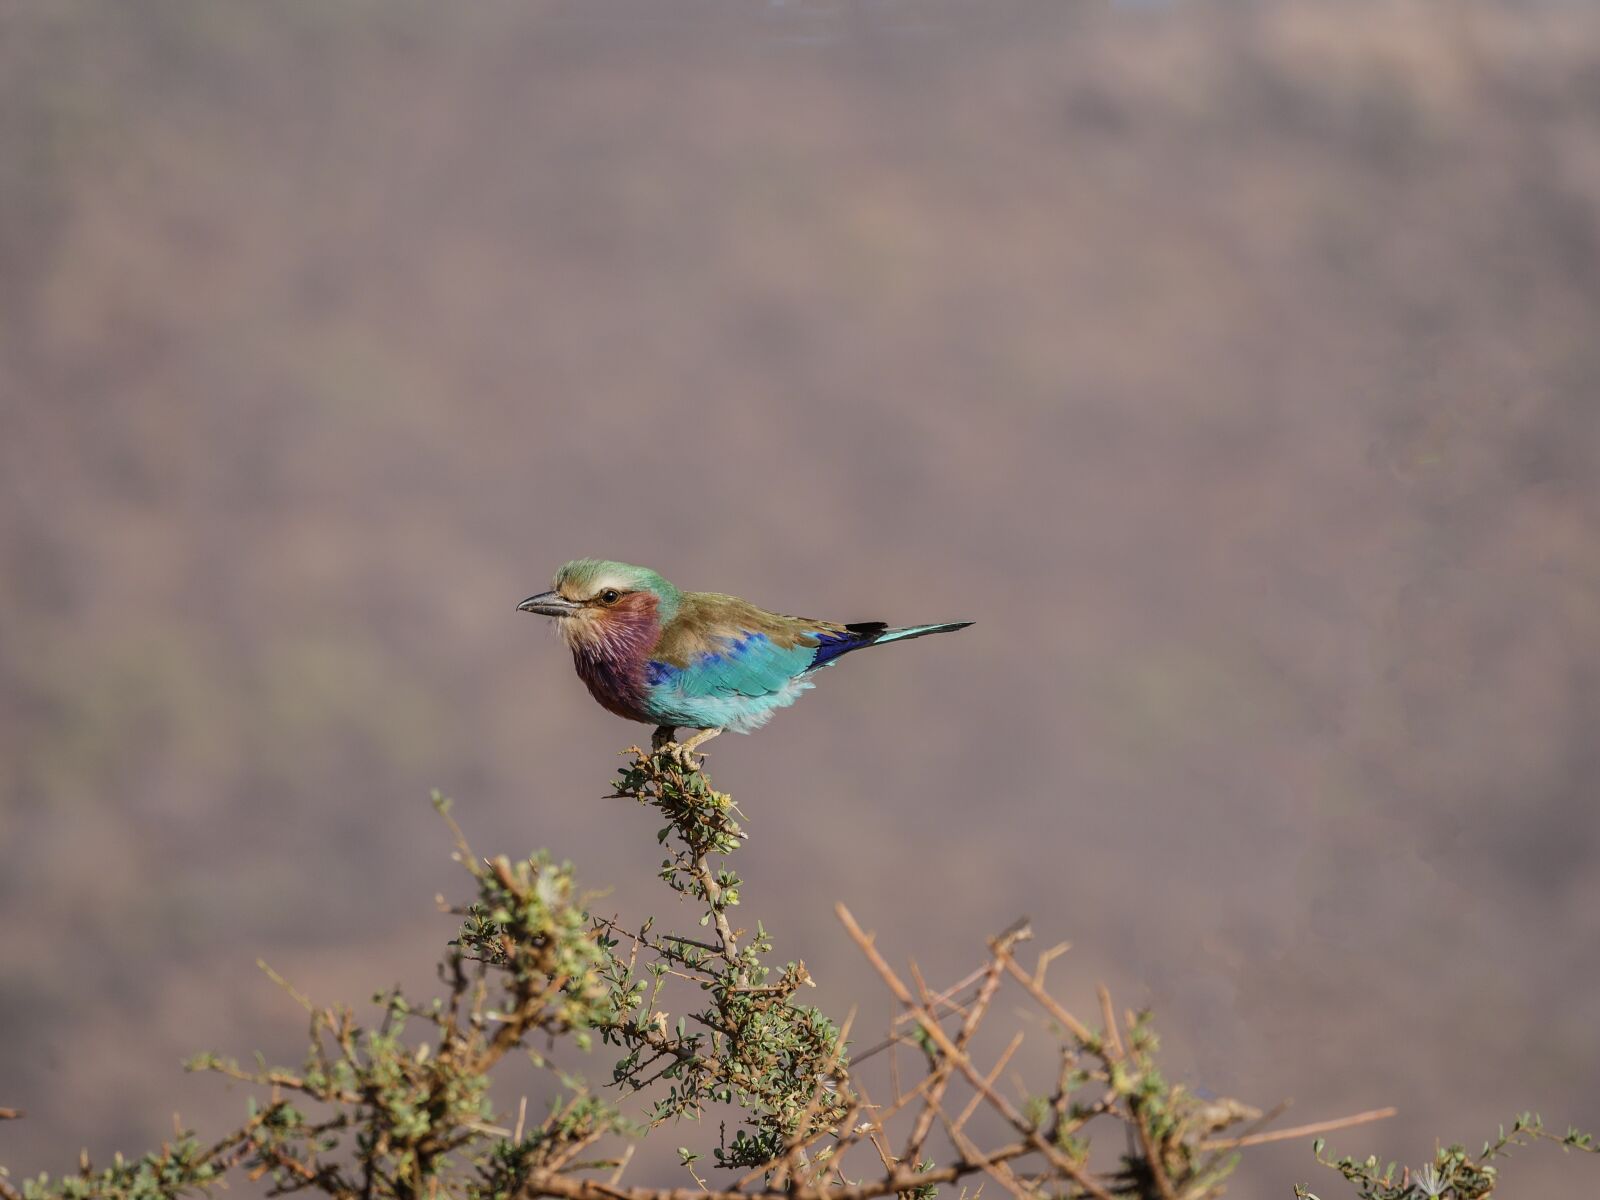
[[606, 1146, 636, 1189], [904, 931, 1012, 1163], [837, 904, 1119, 1200], [928, 1096, 1037, 1200], [990, 943, 1095, 1044], [1198, 1107, 1399, 1150], [1095, 985, 1124, 1061], [954, 1031, 1026, 1134]]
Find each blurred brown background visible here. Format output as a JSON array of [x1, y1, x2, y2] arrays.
[[3, 1, 1599, 1195]]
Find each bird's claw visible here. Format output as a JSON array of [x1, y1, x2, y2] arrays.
[[646, 726, 709, 767], [654, 727, 722, 767]]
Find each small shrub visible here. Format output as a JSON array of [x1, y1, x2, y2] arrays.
[[2, 748, 1592, 1200]]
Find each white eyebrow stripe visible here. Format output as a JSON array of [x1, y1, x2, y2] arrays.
[[565, 572, 636, 601]]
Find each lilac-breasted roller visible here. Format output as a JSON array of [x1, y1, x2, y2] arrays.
[[518, 559, 971, 752]]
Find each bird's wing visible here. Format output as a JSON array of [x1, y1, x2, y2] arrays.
[[651, 593, 850, 698]]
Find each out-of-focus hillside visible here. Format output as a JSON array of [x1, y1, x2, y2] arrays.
[[3, 2, 1599, 1196]]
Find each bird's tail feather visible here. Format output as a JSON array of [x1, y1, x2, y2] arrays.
[[874, 621, 973, 644], [808, 619, 971, 668]]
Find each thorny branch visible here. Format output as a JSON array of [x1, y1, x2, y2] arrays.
[[15, 745, 1549, 1200]]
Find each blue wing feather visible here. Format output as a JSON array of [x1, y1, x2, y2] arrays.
[[699, 633, 809, 696], [642, 630, 818, 732], [652, 632, 815, 699]]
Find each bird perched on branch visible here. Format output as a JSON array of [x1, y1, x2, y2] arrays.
[[518, 559, 971, 753]]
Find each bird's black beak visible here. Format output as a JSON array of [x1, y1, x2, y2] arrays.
[[517, 590, 579, 618]]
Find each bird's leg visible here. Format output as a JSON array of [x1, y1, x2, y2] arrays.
[[677, 727, 723, 756], [651, 725, 677, 752]]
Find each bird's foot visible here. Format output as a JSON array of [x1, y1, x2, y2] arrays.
[[672, 727, 722, 763], [647, 725, 721, 767]]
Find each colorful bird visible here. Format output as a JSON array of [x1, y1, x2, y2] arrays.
[[518, 559, 971, 752]]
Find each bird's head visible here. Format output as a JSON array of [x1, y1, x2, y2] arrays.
[[518, 559, 681, 648]]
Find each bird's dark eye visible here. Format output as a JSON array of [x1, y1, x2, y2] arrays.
[[598, 589, 622, 605]]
